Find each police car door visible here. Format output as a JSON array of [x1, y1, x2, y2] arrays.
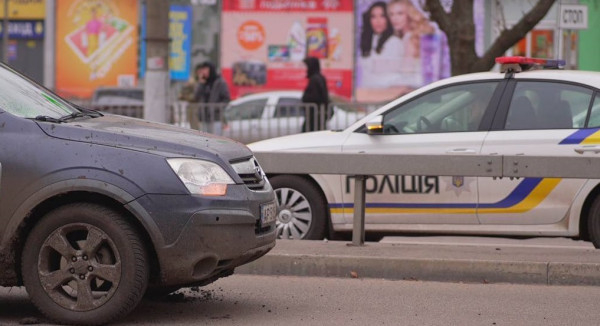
[[478, 79, 595, 225], [340, 81, 502, 226]]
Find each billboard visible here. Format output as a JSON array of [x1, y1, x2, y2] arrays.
[[221, 0, 354, 99], [355, 0, 484, 102], [56, 0, 138, 99], [140, 5, 193, 81], [0, 0, 45, 19]]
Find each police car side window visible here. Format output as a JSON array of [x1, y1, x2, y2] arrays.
[[506, 82, 592, 130], [586, 94, 600, 128], [381, 82, 498, 135]]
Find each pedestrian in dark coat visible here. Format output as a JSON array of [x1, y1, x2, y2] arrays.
[[194, 61, 231, 104], [301, 57, 330, 132], [193, 62, 230, 128]]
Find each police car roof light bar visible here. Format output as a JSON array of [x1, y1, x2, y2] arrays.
[[496, 56, 565, 77]]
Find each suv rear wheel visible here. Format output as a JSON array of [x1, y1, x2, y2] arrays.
[[22, 203, 148, 325]]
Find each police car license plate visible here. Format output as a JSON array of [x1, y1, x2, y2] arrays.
[[261, 202, 277, 225]]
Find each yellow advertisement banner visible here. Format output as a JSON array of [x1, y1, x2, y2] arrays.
[[0, 0, 45, 19], [56, 0, 138, 99]]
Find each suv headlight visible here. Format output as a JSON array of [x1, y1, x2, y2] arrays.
[[167, 158, 235, 196]]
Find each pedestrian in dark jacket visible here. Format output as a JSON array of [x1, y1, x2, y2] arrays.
[[194, 61, 231, 104], [193, 62, 230, 129], [301, 57, 330, 132]]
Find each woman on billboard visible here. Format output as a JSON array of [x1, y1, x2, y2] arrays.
[[356, 0, 450, 102], [358, 2, 403, 88], [387, 0, 436, 87], [388, 0, 450, 88]]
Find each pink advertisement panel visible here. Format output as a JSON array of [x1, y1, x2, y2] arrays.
[[221, 0, 354, 99]]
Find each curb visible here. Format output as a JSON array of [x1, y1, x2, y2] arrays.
[[237, 254, 600, 286]]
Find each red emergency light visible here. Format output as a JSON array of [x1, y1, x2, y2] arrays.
[[496, 56, 565, 73]]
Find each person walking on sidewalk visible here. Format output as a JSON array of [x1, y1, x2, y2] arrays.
[[193, 62, 231, 133], [301, 57, 330, 132]]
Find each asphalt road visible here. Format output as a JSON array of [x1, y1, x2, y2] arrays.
[[2, 274, 600, 325]]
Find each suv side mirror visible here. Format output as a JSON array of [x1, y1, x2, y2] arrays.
[[366, 115, 383, 135]]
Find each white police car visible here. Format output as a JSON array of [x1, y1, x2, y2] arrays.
[[249, 57, 600, 247]]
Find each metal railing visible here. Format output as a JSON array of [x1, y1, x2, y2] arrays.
[[252, 151, 600, 246], [80, 101, 382, 143]]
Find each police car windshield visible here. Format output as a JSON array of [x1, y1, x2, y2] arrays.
[[0, 64, 78, 119]]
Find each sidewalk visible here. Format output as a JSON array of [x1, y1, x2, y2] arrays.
[[237, 237, 600, 285]]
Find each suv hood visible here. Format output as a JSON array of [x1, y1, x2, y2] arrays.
[[36, 115, 252, 161]]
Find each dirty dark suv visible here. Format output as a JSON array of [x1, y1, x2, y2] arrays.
[[0, 65, 277, 325]]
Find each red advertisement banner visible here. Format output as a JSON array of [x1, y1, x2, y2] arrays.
[[223, 0, 353, 12], [221, 4, 354, 99], [223, 68, 352, 99]]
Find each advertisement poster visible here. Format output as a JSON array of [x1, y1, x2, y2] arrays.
[[355, 0, 484, 102], [140, 5, 193, 81], [0, 0, 45, 19], [56, 0, 138, 99], [221, 0, 354, 99]]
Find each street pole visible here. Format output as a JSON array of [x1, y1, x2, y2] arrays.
[[44, 0, 55, 89], [143, 0, 170, 123], [3, 0, 8, 63]]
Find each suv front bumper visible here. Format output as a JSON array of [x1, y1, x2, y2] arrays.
[[127, 184, 276, 286]]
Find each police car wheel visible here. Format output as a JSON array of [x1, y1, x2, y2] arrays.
[[270, 175, 327, 240], [587, 196, 600, 248]]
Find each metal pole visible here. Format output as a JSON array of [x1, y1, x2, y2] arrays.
[[351, 175, 367, 246], [44, 0, 55, 89], [3, 0, 8, 63], [144, 0, 170, 123], [557, 1, 563, 60]]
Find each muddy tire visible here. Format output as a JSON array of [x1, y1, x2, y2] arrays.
[[22, 203, 149, 325]]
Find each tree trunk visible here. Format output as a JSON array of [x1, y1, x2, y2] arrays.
[[425, 0, 556, 75]]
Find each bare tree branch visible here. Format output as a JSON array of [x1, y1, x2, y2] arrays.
[[473, 0, 556, 72], [424, 0, 451, 32], [423, 0, 556, 74]]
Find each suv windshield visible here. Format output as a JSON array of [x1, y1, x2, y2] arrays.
[[0, 65, 77, 118]]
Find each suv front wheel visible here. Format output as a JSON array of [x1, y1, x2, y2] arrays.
[[22, 203, 148, 325]]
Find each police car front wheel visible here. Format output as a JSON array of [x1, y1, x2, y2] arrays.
[[270, 175, 327, 240]]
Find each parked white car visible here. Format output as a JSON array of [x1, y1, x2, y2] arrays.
[[91, 86, 144, 106], [250, 57, 600, 247], [220, 91, 368, 143]]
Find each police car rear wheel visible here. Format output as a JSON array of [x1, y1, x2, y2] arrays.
[[270, 175, 327, 240], [587, 196, 600, 248]]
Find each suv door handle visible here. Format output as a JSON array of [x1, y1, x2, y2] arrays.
[[446, 148, 476, 154], [574, 146, 600, 154]]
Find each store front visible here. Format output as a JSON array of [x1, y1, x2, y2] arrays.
[[0, 0, 45, 83], [493, 0, 584, 70]]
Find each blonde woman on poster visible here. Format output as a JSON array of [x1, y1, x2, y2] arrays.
[[386, 0, 437, 88]]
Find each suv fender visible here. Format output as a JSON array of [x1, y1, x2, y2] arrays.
[[2, 178, 163, 254]]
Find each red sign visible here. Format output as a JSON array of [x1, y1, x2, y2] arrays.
[[221, 0, 354, 99], [222, 0, 353, 12]]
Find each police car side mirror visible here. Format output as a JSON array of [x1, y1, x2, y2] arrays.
[[366, 115, 383, 135]]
